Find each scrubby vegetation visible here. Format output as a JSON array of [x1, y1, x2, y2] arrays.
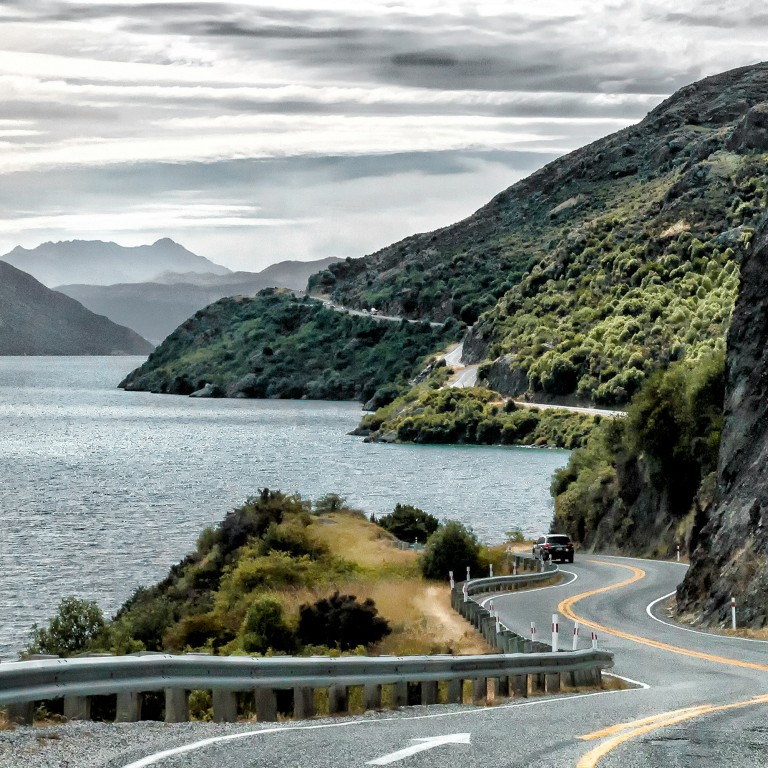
[[375, 504, 440, 544], [551, 351, 725, 555], [120, 290, 459, 403], [28, 492, 504, 662], [359, 386, 598, 449], [313, 67, 768, 407], [420, 521, 482, 581]]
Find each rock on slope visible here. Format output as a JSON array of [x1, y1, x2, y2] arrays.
[[677, 213, 768, 627], [0, 261, 153, 355]]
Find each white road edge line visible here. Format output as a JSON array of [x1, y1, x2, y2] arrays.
[[477, 570, 578, 607], [602, 672, 650, 690], [120, 669, 646, 768], [645, 592, 768, 645]]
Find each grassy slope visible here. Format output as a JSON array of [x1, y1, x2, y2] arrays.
[[108, 493, 493, 658]]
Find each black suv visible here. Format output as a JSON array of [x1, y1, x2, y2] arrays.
[[532, 534, 574, 563]]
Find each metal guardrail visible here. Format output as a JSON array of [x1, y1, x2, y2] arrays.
[[0, 649, 610, 706], [0, 556, 612, 726]]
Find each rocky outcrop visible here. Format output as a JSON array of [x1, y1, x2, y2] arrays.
[[727, 103, 768, 152], [677, 212, 768, 627], [479, 354, 529, 398]]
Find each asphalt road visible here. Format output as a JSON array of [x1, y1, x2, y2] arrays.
[[114, 556, 768, 768]]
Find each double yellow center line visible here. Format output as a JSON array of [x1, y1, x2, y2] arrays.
[[560, 560, 768, 766]]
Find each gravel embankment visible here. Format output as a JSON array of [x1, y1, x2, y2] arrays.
[[0, 706, 471, 768], [0, 720, 269, 768]]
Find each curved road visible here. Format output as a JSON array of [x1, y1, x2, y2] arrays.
[[114, 557, 768, 767]]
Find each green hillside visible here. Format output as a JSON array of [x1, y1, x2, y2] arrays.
[[316, 64, 768, 405], [119, 290, 458, 402]]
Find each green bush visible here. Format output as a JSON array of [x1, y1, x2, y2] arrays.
[[240, 596, 296, 654], [376, 504, 439, 544], [420, 521, 481, 581], [26, 596, 106, 657]]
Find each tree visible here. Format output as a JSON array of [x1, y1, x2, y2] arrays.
[[420, 521, 481, 580], [376, 503, 439, 544], [297, 592, 390, 650], [26, 596, 106, 657]]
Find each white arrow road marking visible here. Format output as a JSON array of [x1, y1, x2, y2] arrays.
[[366, 733, 471, 765]]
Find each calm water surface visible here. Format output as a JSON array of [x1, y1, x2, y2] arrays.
[[0, 357, 568, 658]]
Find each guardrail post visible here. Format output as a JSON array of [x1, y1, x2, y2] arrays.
[[512, 674, 528, 698], [420, 681, 438, 705], [447, 679, 463, 704], [496, 675, 510, 698], [254, 688, 277, 722], [530, 673, 545, 694], [6, 701, 34, 726], [293, 687, 314, 719], [328, 684, 348, 714], [364, 683, 382, 710], [116, 692, 143, 723], [64, 695, 92, 721], [392, 681, 408, 708], [471, 677, 487, 705], [164, 688, 189, 723], [545, 672, 561, 694], [213, 690, 238, 723]]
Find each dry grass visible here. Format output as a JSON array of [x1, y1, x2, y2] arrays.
[[308, 512, 418, 575], [0, 710, 15, 731], [660, 219, 690, 239], [275, 578, 491, 656]]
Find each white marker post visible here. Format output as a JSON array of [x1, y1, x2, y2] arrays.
[[731, 596, 737, 630], [551, 613, 559, 653], [530, 621, 536, 643], [489, 563, 493, 578], [572, 620, 580, 651], [512, 561, 518, 576], [462, 583, 468, 603], [466, 566, 471, 581], [591, 631, 598, 650], [449, 571, 454, 589], [676, 545, 680, 562]]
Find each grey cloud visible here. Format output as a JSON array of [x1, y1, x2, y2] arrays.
[[664, 11, 768, 28]]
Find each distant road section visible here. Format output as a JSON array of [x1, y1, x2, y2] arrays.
[[443, 343, 626, 417], [311, 297, 445, 328]]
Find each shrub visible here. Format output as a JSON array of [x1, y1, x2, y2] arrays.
[[297, 592, 391, 650], [26, 596, 106, 657], [376, 504, 439, 544], [240, 596, 296, 654], [420, 521, 481, 580]]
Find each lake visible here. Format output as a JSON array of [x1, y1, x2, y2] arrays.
[[0, 356, 568, 659]]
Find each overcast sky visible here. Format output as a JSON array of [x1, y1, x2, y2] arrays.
[[0, 1, 765, 271]]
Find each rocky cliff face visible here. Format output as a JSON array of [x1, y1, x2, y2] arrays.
[[677, 213, 768, 627]]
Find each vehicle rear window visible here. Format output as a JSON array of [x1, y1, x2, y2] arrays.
[[547, 535, 571, 545]]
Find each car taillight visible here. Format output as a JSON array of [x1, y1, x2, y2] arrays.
[[543, 543, 550, 548]]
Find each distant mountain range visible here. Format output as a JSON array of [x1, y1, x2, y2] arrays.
[[0, 261, 153, 355], [56, 257, 341, 343], [0, 238, 230, 287]]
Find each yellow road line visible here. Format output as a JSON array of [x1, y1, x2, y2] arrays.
[[562, 560, 768, 766], [576, 695, 768, 768], [577, 705, 710, 741], [558, 560, 768, 672]]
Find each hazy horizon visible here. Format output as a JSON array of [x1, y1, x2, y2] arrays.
[[0, 1, 765, 273]]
